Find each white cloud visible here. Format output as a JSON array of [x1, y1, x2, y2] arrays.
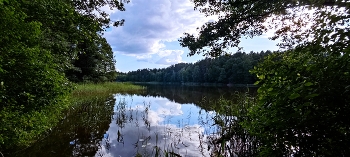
[[156, 50, 184, 65], [104, 0, 217, 65], [155, 101, 183, 116]]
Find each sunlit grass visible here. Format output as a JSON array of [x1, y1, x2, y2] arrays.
[[71, 82, 145, 104], [72, 82, 145, 97]]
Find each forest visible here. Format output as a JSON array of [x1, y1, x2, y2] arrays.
[[0, 0, 127, 152], [117, 51, 271, 84]]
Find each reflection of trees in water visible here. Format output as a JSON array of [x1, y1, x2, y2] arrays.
[[12, 96, 116, 157], [138, 84, 257, 111], [13, 86, 258, 157]]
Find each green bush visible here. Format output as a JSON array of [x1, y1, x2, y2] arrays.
[[0, 1, 71, 151], [247, 47, 350, 156]]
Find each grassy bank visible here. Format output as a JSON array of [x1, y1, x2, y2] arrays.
[[2, 82, 144, 155], [71, 82, 145, 105], [72, 82, 145, 97]]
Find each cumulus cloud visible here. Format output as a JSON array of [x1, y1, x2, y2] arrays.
[[103, 0, 217, 65], [155, 49, 184, 65]]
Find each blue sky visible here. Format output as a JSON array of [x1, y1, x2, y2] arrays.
[[103, 0, 280, 72]]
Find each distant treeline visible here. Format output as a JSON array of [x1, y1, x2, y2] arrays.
[[117, 50, 272, 84]]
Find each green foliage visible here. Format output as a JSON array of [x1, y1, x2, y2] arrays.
[[21, 0, 122, 82], [67, 36, 117, 83], [180, 0, 350, 57], [0, 0, 71, 151], [246, 48, 350, 156], [0, 0, 128, 152], [180, 0, 350, 156], [0, 97, 70, 151]]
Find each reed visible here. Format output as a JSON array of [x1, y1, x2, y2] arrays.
[[72, 82, 145, 97]]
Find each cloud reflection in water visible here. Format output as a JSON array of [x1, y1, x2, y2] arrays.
[[95, 94, 214, 157]]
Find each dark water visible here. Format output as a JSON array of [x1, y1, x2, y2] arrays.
[[12, 85, 255, 157]]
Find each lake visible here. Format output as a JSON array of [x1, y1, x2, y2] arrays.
[[12, 85, 256, 157]]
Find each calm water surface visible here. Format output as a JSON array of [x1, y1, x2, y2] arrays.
[[13, 85, 255, 157]]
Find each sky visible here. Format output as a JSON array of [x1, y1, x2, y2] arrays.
[[103, 0, 280, 72]]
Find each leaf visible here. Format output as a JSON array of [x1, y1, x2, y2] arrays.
[[288, 93, 300, 99], [304, 82, 313, 86], [258, 74, 265, 79], [305, 93, 319, 98]]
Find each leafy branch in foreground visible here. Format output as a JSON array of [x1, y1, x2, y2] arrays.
[[180, 0, 350, 57], [181, 0, 350, 156]]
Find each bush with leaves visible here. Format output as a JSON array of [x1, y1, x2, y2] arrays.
[[246, 46, 350, 156], [0, 0, 72, 151]]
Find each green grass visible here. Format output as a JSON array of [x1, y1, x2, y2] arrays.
[[1, 82, 144, 155], [72, 82, 145, 97]]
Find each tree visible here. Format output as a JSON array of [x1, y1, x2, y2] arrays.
[[179, 0, 350, 156], [0, 0, 70, 149], [66, 34, 117, 82], [179, 0, 350, 57], [0, 0, 128, 151], [117, 52, 267, 84], [25, 0, 125, 82], [192, 65, 201, 82], [71, 0, 128, 29]]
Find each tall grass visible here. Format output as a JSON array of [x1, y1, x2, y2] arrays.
[[2, 83, 143, 155], [72, 82, 145, 97], [200, 92, 259, 156]]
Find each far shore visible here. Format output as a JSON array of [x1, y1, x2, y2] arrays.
[[123, 81, 259, 87]]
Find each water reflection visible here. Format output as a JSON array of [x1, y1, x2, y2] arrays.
[[12, 85, 254, 157], [12, 96, 116, 157], [96, 94, 216, 157], [139, 84, 256, 111]]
